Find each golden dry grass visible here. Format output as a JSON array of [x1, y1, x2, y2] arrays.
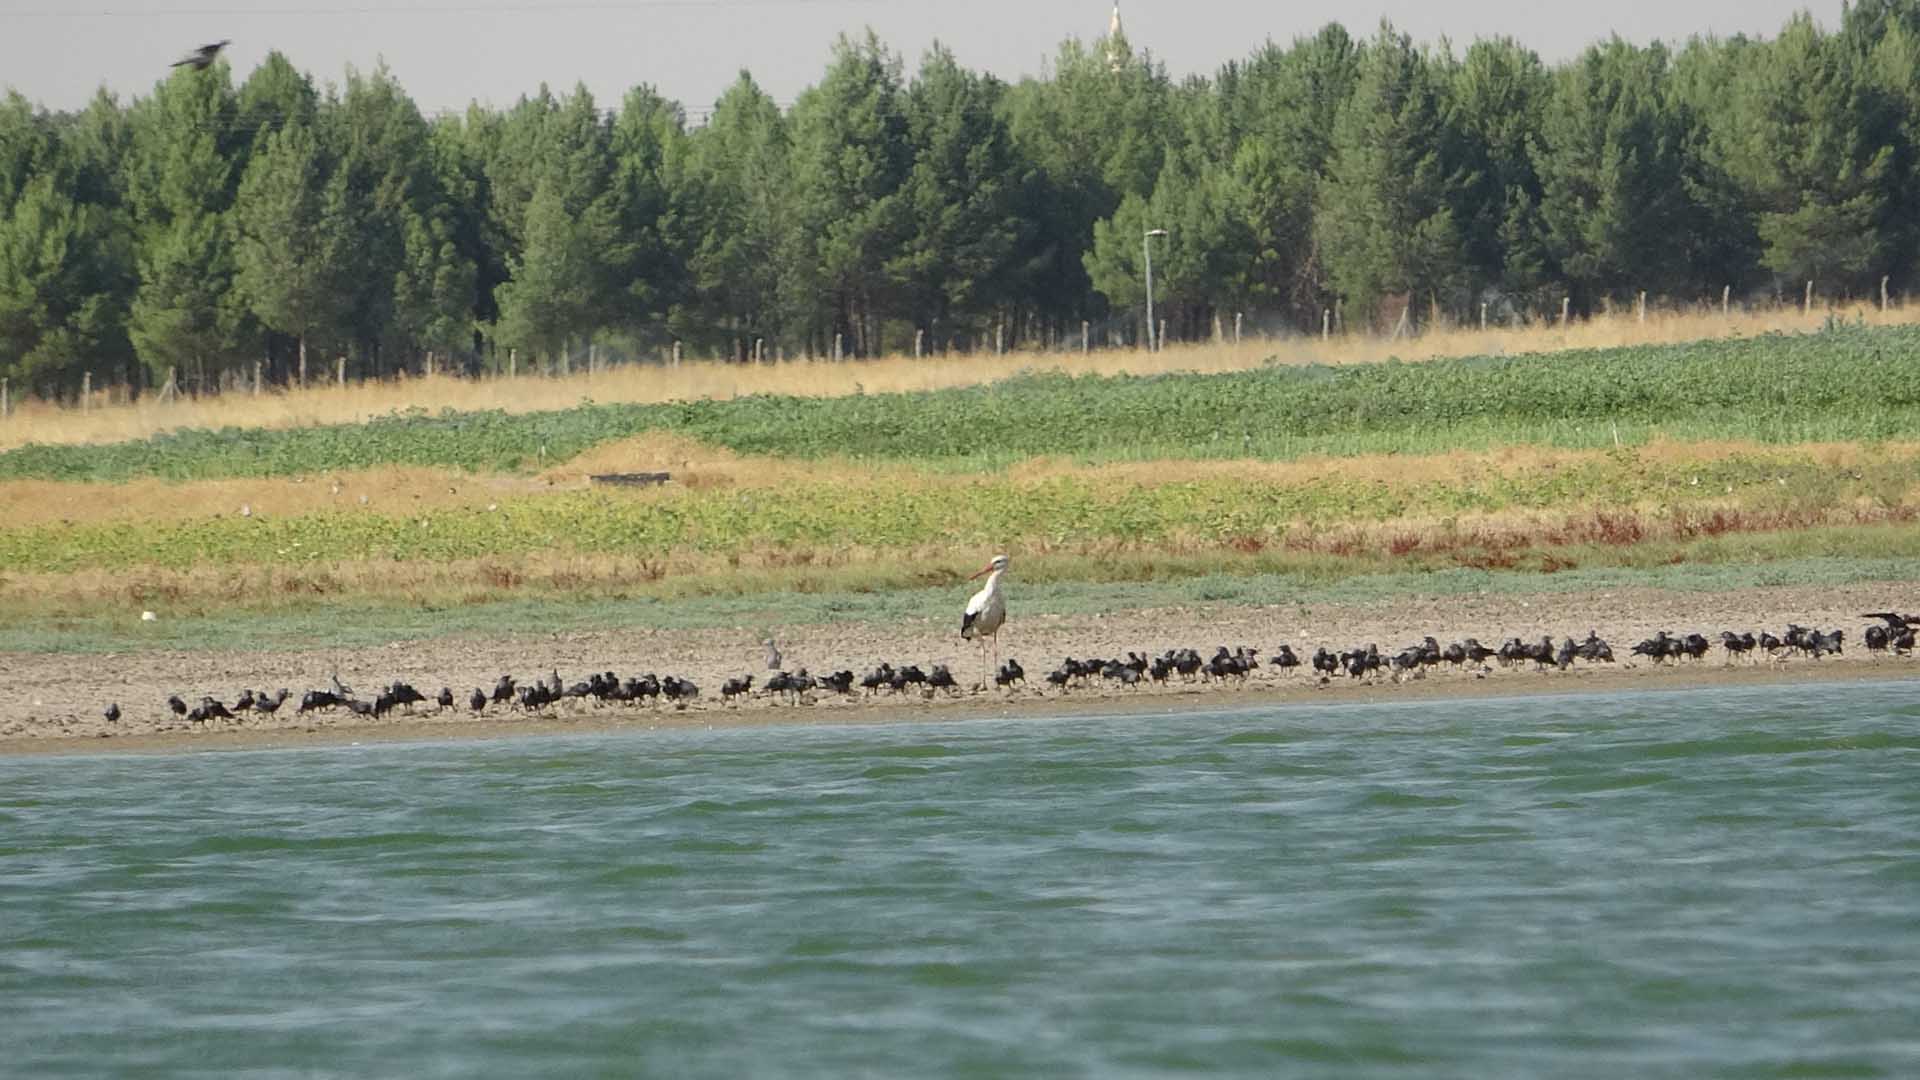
[[3, 302, 1908, 451], [7, 435, 1916, 530]]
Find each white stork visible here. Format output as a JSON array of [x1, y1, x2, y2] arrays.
[[960, 554, 1010, 683]]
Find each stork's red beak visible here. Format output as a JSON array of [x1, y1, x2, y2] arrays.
[[967, 563, 995, 581]]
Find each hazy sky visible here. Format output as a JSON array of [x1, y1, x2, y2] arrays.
[[1, 0, 1848, 119]]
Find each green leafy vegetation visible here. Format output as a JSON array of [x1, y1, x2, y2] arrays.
[[8, 7, 1920, 394], [4, 441, 1915, 573], [3, 326, 1917, 481]]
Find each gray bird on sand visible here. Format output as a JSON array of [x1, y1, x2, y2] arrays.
[[763, 638, 783, 670]]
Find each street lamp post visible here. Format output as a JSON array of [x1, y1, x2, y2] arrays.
[[1143, 228, 1168, 351]]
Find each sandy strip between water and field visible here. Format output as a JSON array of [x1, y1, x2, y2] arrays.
[[3, 581, 1916, 755]]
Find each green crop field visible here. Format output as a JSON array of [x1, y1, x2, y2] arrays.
[[2, 324, 1917, 483]]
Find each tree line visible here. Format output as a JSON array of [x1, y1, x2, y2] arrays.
[[5, 2, 1920, 396]]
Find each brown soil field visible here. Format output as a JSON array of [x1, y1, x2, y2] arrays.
[[5, 580, 1915, 755]]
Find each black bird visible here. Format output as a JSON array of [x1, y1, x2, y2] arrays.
[[723, 675, 755, 701], [171, 40, 230, 71], [994, 659, 1025, 688], [1270, 645, 1301, 671], [1720, 631, 1756, 663], [1631, 632, 1673, 665], [469, 688, 487, 713], [491, 675, 516, 704], [1808, 629, 1845, 658], [1865, 625, 1890, 652], [299, 689, 341, 713], [200, 696, 234, 721], [928, 665, 958, 694], [255, 689, 288, 715], [1579, 632, 1615, 663], [1863, 612, 1918, 632], [1554, 637, 1578, 671], [436, 687, 455, 711], [819, 670, 856, 695], [234, 689, 257, 713], [104, 703, 121, 724], [168, 694, 188, 717], [1102, 659, 1142, 687], [383, 682, 427, 711]]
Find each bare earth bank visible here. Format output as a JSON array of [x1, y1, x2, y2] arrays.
[[4, 581, 1916, 754]]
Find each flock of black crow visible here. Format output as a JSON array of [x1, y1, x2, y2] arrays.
[[105, 613, 1915, 728]]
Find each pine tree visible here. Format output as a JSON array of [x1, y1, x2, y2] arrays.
[[672, 72, 790, 352], [784, 32, 912, 355], [494, 178, 600, 363], [125, 64, 252, 387], [1714, 16, 1902, 294], [890, 44, 1025, 342], [233, 120, 350, 382], [1314, 23, 1465, 329]]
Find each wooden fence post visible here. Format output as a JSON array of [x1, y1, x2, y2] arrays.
[[1082, 320, 1090, 354], [1804, 280, 1814, 314], [672, 341, 682, 367], [914, 329, 924, 359], [1722, 285, 1731, 316], [995, 323, 1004, 356], [1157, 319, 1167, 352], [254, 360, 263, 396], [1637, 291, 1647, 324], [336, 357, 346, 388], [832, 333, 843, 361], [82, 371, 91, 414], [163, 366, 176, 404], [1212, 313, 1223, 344], [1561, 296, 1571, 325], [1234, 312, 1243, 344], [1480, 302, 1487, 332], [1, 378, 8, 420], [1882, 275, 1891, 311], [1322, 308, 1331, 341]]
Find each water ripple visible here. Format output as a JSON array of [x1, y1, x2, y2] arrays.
[[2, 680, 1918, 1077]]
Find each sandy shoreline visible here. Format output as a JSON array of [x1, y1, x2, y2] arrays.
[[5, 579, 1916, 755]]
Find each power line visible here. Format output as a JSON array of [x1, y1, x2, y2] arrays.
[[0, 0, 882, 16]]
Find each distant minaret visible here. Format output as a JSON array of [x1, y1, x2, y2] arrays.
[[1107, 2, 1126, 71]]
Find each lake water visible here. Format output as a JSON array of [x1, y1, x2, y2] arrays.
[[4, 682, 1919, 1077]]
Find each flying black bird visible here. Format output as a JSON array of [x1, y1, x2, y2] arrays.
[[172, 40, 230, 71]]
